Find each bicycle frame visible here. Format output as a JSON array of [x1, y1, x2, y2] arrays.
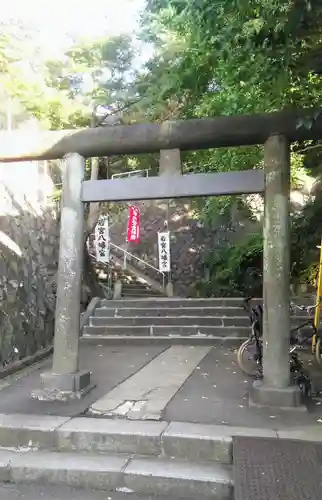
[[243, 297, 263, 339], [290, 318, 317, 347], [242, 297, 318, 393], [244, 297, 319, 346]]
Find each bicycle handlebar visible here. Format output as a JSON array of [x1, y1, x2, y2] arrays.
[[244, 296, 322, 316], [290, 296, 322, 314]]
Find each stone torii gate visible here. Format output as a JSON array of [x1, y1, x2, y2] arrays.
[[1, 109, 322, 408]]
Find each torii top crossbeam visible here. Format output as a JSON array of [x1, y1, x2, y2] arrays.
[[0, 108, 321, 162]]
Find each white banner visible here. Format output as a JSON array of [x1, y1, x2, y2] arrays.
[[95, 216, 110, 262], [158, 231, 171, 272]]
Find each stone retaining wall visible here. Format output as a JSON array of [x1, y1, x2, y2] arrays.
[[0, 162, 59, 367]]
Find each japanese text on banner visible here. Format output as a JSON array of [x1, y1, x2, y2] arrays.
[[127, 205, 140, 243], [158, 231, 171, 272], [95, 215, 110, 262]]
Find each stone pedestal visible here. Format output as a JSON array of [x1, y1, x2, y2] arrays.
[[33, 153, 92, 401], [250, 135, 302, 408], [113, 280, 122, 300], [159, 149, 181, 176], [166, 282, 174, 297], [250, 380, 303, 409]]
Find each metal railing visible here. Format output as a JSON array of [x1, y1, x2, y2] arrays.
[[108, 241, 165, 290], [111, 169, 149, 179], [87, 239, 165, 291]]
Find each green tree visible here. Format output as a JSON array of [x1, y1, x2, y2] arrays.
[[132, 0, 322, 294]]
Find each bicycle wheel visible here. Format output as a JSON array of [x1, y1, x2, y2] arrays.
[[237, 337, 262, 377], [293, 371, 312, 398], [315, 337, 322, 365]]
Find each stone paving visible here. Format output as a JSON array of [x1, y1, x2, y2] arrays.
[[0, 343, 321, 429], [0, 343, 321, 500], [164, 345, 322, 428], [0, 345, 166, 417]]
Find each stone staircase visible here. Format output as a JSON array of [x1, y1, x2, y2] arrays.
[[0, 414, 234, 499], [118, 268, 165, 298], [122, 277, 165, 299], [0, 413, 318, 498], [82, 297, 250, 344], [82, 297, 311, 345]]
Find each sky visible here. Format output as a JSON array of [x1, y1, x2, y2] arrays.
[[2, 0, 147, 57]]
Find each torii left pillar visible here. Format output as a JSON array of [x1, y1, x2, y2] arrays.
[[33, 153, 92, 401]]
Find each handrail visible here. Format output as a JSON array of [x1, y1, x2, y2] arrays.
[[112, 169, 149, 179], [109, 241, 165, 280], [88, 241, 165, 290]]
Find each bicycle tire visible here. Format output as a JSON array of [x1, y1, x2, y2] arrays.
[[315, 337, 322, 365], [237, 338, 262, 376]]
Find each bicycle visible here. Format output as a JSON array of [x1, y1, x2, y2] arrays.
[[236, 297, 263, 377], [237, 297, 321, 396]]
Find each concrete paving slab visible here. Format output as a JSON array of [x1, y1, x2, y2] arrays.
[[0, 413, 69, 431], [227, 426, 278, 438], [10, 450, 129, 490], [0, 345, 166, 417], [162, 422, 279, 463], [0, 414, 70, 449], [90, 346, 212, 420], [57, 417, 169, 455], [0, 483, 185, 500], [163, 422, 232, 463], [124, 457, 233, 499], [276, 427, 322, 441]]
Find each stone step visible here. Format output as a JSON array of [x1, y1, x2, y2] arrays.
[[1, 484, 188, 500], [95, 306, 245, 317], [90, 316, 250, 327], [122, 292, 164, 297], [0, 448, 232, 499], [100, 297, 315, 309], [81, 335, 244, 346], [83, 325, 249, 337], [0, 415, 320, 463], [0, 415, 234, 499], [122, 284, 158, 290], [95, 306, 309, 319], [100, 298, 255, 308], [90, 315, 308, 328], [0, 415, 232, 464]]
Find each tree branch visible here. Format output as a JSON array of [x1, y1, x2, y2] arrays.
[[296, 143, 322, 154]]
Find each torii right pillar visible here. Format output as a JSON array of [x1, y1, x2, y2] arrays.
[[251, 134, 302, 408]]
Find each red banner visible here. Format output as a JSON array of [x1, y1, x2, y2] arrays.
[[127, 205, 140, 243]]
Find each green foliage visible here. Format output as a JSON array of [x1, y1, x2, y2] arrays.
[[197, 233, 263, 297], [291, 194, 322, 284], [0, 21, 137, 131], [199, 191, 322, 298], [135, 0, 322, 293], [1, 2, 322, 296]]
